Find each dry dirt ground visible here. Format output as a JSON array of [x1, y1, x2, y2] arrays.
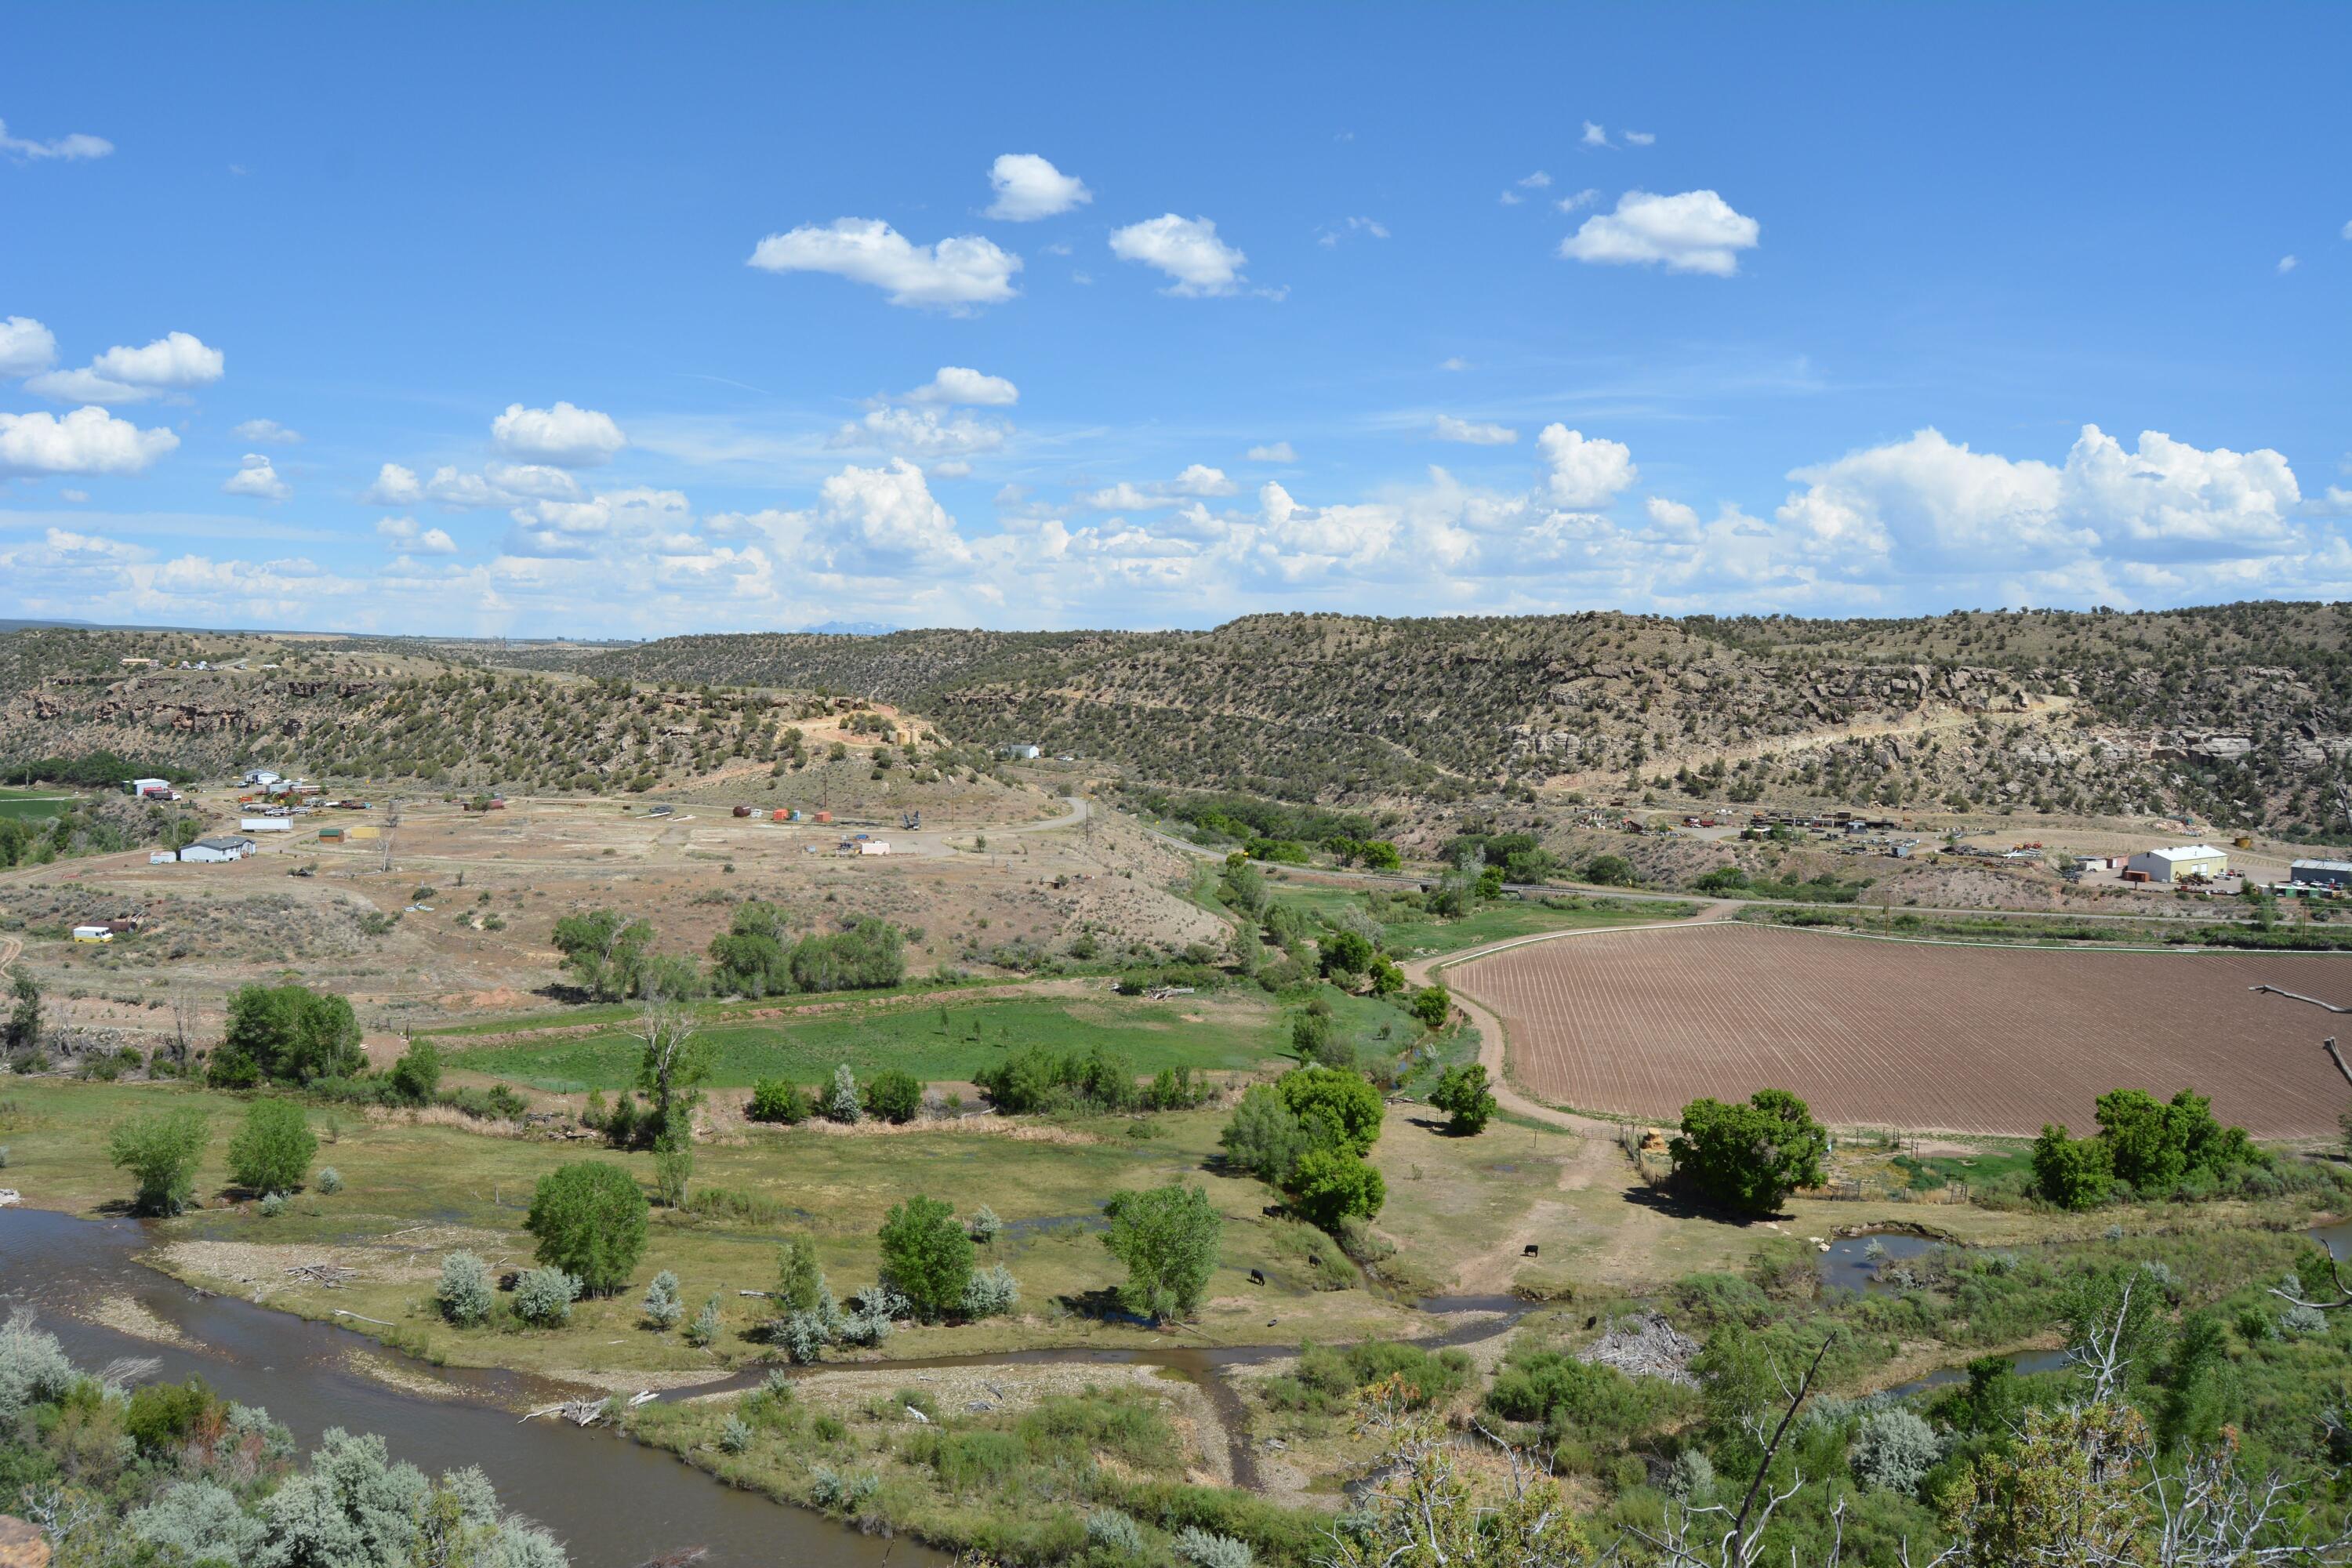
[[0, 778, 1221, 1054]]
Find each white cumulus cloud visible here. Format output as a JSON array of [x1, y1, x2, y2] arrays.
[[0, 406, 180, 475], [221, 452, 289, 501], [1561, 190, 1760, 276], [0, 316, 57, 376], [361, 463, 423, 506], [1436, 416, 1518, 446], [1623, 130, 1656, 147], [748, 219, 1022, 311], [1537, 425, 1638, 507], [0, 118, 113, 161], [985, 154, 1091, 220], [26, 330, 227, 404], [1109, 214, 1247, 296], [905, 366, 1018, 406], [2277, 255, 2299, 274], [1246, 442, 1297, 463], [832, 405, 1008, 459], [1581, 122, 1609, 147], [817, 459, 970, 561], [492, 401, 626, 466], [376, 516, 458, 554], [233, 418, 302, 444], [1775, 425, 2304, 563]]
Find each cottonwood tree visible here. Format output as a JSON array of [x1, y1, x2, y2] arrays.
[[107, 1108, 209, 1216], [633, 1001, 713, 1147], [877, 1194, 972, 1319], [550, 909, 653, 1001], [524, 1161, 649, 1295], [1101, 1181, 1221, 1322]]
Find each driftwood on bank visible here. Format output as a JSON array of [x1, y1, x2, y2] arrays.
[[521, 1399, 611, 1427], [285, 1262, 358, 1288]]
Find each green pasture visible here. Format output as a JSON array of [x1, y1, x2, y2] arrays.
[[452, 993, 1290, 1093], [1263, 880, 1693, 956]]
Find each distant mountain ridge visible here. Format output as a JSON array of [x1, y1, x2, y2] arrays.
[[2, 602, 2347, 831]]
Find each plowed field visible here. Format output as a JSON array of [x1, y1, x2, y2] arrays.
[[1452, 923, 2352, 1138]]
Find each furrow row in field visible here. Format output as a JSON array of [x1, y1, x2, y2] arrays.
[[1453, 924, 2351, 1138]]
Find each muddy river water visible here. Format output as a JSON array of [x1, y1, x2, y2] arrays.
[[1, 1207, 946, 1567], [0, 1209, 1532, 1566]]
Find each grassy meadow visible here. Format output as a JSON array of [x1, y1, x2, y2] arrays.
[[451, 992, 1290, 1093], [1261, 880, 1698, 956]]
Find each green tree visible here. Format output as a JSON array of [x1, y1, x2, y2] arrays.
[[787, 917, 906, 993], [633, 1003, 713, 1149], [747, 1078, 808, 1123], [863, 1068, 923, 1124], [1668, 1088, 1828, 1214], [1359, 840, 1402, 873], [1219, 1083, 1312, 1184], [1581, 854, 1637, 887], [524, 1161, 649, 1295], [550, 909, 654, 1001], [1319, 928, 1374, 981], [383, 1037, 442, 1105], [1428, 1062, 1497, 1136], [1290, 1008, 1335, 1063], [2093, 1087, 2256, 1192], [2031, 1123, 2114, 1210], [1410, 985, 1451, 1032], [1290, 1147, 1386, 1227], [227, 1099, 317, 1194], [1278, 1065, 1384, 1156], [708, 899, 792, 996], [877, 1193, 974, 1319], [1367, 955, 1405, 997], [109, 1107, 209, 1215], [775, 1235, 824, 1313], [3, 971, 39, 1054], [1102, 1181, 1222, 1322], [211, 983, 364, 1086]]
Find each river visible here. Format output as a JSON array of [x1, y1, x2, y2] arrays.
[[1, 1207, 1531, 1564], [0, 1207, 945, 1568]]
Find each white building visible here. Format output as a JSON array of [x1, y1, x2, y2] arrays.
[[858, 840, 892, 855], [2125, 844, 2229, 883], [125, 777, 172, 798], [1003, 744, 1041, 760], [239, 817, 294, 833], [173, 835, 256, 863]]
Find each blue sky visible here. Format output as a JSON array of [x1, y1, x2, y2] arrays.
[[3, 4, 2348, 637]]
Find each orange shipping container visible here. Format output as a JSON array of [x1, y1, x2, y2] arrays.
[[814, 811, 832, 824]]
